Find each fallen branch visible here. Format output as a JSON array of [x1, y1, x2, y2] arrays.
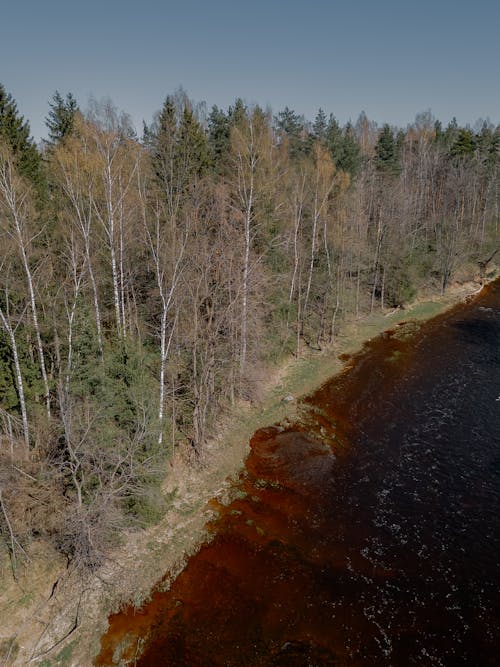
[[28, 587, 87, 663]]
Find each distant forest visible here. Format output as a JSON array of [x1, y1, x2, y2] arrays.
[[0, 83, 498, 571]]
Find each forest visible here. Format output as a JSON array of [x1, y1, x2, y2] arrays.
[[0, 83, 498, 573]]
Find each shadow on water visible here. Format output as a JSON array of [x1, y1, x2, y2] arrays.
[[96, 281, 500, 666]]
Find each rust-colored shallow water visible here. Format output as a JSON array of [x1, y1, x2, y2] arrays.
[[96, 282, 500, 666]]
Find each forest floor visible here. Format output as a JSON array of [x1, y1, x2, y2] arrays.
[[0, 270, 496, 667]]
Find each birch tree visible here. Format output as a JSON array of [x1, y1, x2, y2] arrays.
[[230, 107, 275, 379], [303, 143, 337, 330], [0, 285, 29, 452], [86, 101, 140, 340], [140, 186, 186, 448], [52, 117, 104, 355], [0, 145, 51, 419]]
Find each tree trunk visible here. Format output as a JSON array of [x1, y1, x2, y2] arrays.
[[0, 302, 30, 452]]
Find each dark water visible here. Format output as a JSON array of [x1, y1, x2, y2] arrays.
[[96, 282, 500, 666]]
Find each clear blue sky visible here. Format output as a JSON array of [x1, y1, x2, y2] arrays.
[[2, 0, 499, 141]]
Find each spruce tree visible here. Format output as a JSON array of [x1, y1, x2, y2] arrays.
[[433, 119, 443, 144], [0, 83, 42, 187], [152, 97, 209, 197], [375, 124, 399, 175], [338, 122, 362, 175], [325, 115, 343, 167], [176, 105, 210, 184], [208, 105, 230, 172], [312, 108, 327, 142], [475, 122, 499, 172], [45, 90, 78, 146], [151, 96, 178, 191], [228, 98, 247, 127]]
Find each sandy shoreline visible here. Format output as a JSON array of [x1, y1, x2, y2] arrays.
[[0, 273, 496, 666]]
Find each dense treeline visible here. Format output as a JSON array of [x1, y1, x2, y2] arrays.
[[0, 84, 498, 571]]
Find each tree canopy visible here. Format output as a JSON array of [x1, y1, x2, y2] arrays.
[[0, 85, 498, 576]]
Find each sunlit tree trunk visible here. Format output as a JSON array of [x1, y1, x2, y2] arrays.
[[54, 124, 104, 355], [0, 150, 51, 419], [303, 144, 336, 334], [141, 183, 186, 447], [231, 114, 259, 379], [0, 292, 29, 452]]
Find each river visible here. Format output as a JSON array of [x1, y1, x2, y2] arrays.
[[96, 280, 500, 666]]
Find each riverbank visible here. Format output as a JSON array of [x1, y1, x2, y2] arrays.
[[0, 272, 496, 666], [98, 271, 500, 666]]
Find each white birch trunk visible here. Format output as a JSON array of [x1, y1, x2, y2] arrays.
[[0, 301, 30, 452], [304, 197, 319, 322], [0, 160, 51, 419], [105, 157, 123, 338], [142, 200, 186, 448], [59, 166, 104, 356], [289, 172, 306, 306], [240, 170, 253, 377], [118, 189, 127, 337]]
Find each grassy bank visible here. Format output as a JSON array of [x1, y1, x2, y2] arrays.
[[0, 273, 495, 666]]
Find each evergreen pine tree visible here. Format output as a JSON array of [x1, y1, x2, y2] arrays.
[[275, 106, 309, 159], [45, 91, 78, 146], [152, 96, 209, 197], [441, 117, 459, 150], [375, 124, 399, 175], [176, 105, 210, 184], [207, 105, 230, 173], [338, 122, 361, 175], [151, 96, 178, 190], [228, 98, 247, 127], [141, 120, 155, 148], [450, 128, 475, 159], [433, 119, 445, 148], [312, 108, 327, 142], [475, 122, 499, 172], [325, 114, 343, 167], [0, 83, 42, 187], [396, 129, 405, 155]]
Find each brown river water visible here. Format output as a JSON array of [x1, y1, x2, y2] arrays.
[[96, 281, 500, 666]]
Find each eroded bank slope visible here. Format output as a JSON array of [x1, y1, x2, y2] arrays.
[[0, 275, 494, 667]]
